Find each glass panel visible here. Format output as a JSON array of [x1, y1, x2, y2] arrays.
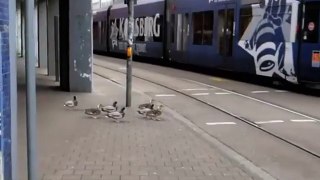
[[203, 11, 213, 45], [303, 2, 320, 43], [193, 12, 203, 45], [239, 7, 253, 40], [218, 10, 225, 55], [183, 13, 189, 51], [171, 14, 175, 43], [176, 14, 183, 50], [226, 9, 234, 56], [192, 11, 213, 45]]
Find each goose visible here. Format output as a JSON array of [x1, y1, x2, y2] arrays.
[[146, 105, 163, 121], [106, 107, 126, 122], [85, 105, 102, 119], [138, 99, 155, 110], [64, 96, 78, 108], [98, 101, 118, 113], [137, 104, 154, 116]]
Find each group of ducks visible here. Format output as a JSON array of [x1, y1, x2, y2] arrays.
[[64, 96, 126, 122], [63, 96, 164, 122]]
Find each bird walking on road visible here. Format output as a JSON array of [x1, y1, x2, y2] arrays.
[[85, 105, 102, 119], [138, 99, 155, 110], [64, 96, 78, 108], [98, 101, 118, 113], [146, 105, 163, 121], [137, 104, 154, 116], [106, 107, 126, 123]]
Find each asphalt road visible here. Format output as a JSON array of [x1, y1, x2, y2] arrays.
[[93, 55, 320, 180]]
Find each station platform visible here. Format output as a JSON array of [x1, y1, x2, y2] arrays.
[[16, 60, 260, 180]]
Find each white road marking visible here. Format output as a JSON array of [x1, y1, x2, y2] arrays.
[[251, 91, 269, 94], [192, 93, 210, 96], [181, 78, 320, 122], [182, 88, 209, 91], [215, 92, 231, 95], [290, 119, 316, 123], [255, 120, 284, 124], [118, 67, 126, 70], [206, 122, 236, 125], [155, 94, 176, 97], [275, 90, 288, 93]]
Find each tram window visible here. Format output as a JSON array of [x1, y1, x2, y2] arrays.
[[192, 11, 213, 45], [239, 7, 253, 40], [93, 22, 99, 41], [171, 14, 175, 43], [303, 3, 320, 43]]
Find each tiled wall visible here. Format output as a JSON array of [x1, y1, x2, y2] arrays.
[[0, 0, 12, 179]]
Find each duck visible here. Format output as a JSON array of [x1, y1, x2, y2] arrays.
[[137, 104, 154, 116], [138, 99, 155, 109], [64, 96, 78, 108], [146, 105, 163, 121], [85, 105, 102, 119], [106, 107, 126, 122], [98, 101, 118, 113]]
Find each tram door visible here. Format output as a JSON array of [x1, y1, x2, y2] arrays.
[[299, 1, 320, 82], [217, 6, 235, 58]]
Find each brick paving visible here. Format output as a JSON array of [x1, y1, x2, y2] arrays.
[[37, 75, 260, 180]]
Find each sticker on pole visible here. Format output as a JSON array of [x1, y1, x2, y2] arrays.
[[312, 51, 320, 68], [127, 47, 133, 58], [308, 22, 315, 31]]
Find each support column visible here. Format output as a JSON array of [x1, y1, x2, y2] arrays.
[[47, 0, 58, 76], [59, 0, 92, 92], [38, 0, 48, 71]]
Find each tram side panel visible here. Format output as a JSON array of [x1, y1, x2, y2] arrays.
[[108, 1, 165, 59]]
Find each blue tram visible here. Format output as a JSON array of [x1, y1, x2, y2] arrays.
[[93, 0, 320, 86]]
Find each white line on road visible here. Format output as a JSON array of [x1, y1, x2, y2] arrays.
[[118, 67, 126, 70], [192, 93, 210, 96], [215, 92, 231, 95], [206, 122, 237, 125], [275, 90, 288, 93], [251, 91, 269, 94], [291, 119, 316, 123], [182, 88, 209, 91], [155, 94, 176, 97], [255, 120, 284, 124], [181, 78, 320, 122]]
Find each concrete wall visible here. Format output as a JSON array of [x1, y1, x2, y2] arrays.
[[38, 0, 48, 71], [47, 0, 59, 76], [69, 0, 93, 92], [60, 0, 93, 92]]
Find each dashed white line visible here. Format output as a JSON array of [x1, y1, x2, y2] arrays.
[[215, 92, 231, 95], [251, 91, 270, 94], [291, 119, 316, 123], [155, 94, 176, 97], [255, 120, 284, 124], [192, 93, 210, 96], [275, 90, 288, 93], [206, 122, 237, 126], [182, 88, 209, 91]]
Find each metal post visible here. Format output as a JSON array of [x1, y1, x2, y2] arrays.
[[54, 16, 60, 82], [25, 0, 38, 179], [126, 0, 134, 107], [9, 0, 19, 178]]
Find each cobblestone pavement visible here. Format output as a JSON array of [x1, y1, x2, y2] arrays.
[[39, 75, 260, 180]]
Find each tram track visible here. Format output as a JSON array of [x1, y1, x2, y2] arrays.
[[93, 63, 320, 159]]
